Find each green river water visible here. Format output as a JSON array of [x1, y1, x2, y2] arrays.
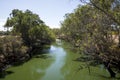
[[0, 40, 120, 80]]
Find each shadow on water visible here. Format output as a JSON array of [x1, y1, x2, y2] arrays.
[[12, 61, 25, 67], [33, 42, 63, 60], [34, 54, 52, 59], [95, 74, 120, 80], [99, 75, 111, 79], [32, 46, 52, 59], [2, 40, 120, 80], [0, 45, 52, 79], [0, 71, 14, 79]]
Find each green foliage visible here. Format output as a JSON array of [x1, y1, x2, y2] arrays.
[[0, 36, 28, 57], [4, 9, 55, 48], [52, 28, 61, 38], [61, 2, 120, 77], [29, 25, 55, 47], [0, 36, 29, 72], [82, 0, 120, 25]]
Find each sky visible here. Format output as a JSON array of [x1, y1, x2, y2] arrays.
[[0, 0, 80, 31]]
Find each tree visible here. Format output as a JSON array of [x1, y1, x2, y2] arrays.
[[29, 25, 55, 48], [60, 4, 120, 77], [4, 9, 55, 48], [52, 28, 61, 38], [0, 36, 28, 72], [80, 0, 120, 46]]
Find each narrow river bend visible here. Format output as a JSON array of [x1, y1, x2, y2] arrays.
[[0, 40, 118, 80]]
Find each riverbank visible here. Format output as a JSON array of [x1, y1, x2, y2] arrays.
[[1, 41, 120, 80]]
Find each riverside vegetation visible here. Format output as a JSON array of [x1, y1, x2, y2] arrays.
[[0, 0, 120, 79], [59, 0, 120, 78], [0, 9, 55, 77]]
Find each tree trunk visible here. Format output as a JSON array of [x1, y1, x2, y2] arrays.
[[107, 66, 116, 77], [103, 62, 116, 77]]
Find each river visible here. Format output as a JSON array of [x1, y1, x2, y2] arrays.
[[0, 40, 119, 80]]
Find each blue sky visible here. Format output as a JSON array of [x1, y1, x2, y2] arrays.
[[0, 0, 80, 30]]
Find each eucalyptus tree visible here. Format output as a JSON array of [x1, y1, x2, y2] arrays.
[[29, 24, 55, 48], [80, 0, 120, 45], [61, 3, 120, 77], [4, 9, 55, 48], [77, 0, 120, 77], [80, 0, 120, 23]]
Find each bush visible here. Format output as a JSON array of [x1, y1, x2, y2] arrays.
[[0, 36, 28, 70]]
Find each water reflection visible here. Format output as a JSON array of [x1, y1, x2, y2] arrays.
[[41, 45, 66, 80]]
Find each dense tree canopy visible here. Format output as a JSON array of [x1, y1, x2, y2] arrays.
[[60, 1, 120, 77], [80, 0, 120, 23], [0, 1, 120, 78], [4, 9, 55, 48], [0, 9, 55, 73], [52, 28, 61, 38], [0, 36, 29, 72]]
